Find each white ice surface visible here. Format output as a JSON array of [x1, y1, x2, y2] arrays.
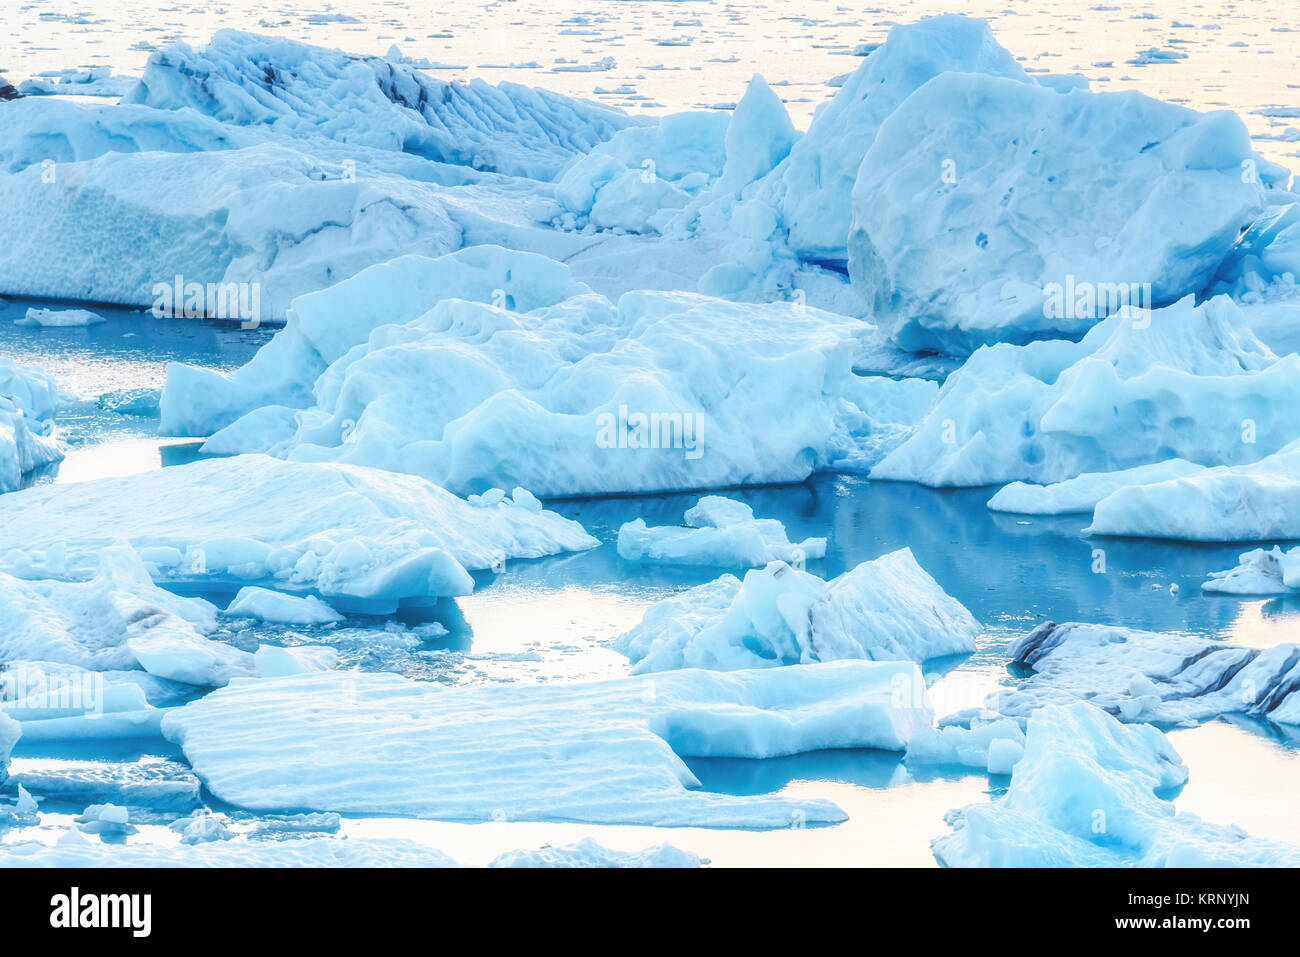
[[617, 496, 827, 568], [224, 586, 343, 625], [1203, 546, 1300, 595], [160, 662, 932, 828], [0, 454, 598, 611]]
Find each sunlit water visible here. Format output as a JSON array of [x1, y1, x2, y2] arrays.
[[3, 289, 1300, 865], [3, 0, 1300, 865]]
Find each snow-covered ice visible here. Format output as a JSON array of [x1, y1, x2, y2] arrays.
[[161, 662, 932, 827], [617, 496, 827, 567], [933, 703, 1300, 867], [615, 547, 980, 673], [0, 454, 598, 610]]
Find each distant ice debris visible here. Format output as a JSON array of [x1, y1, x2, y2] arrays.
[[0, 454, 598, 611], [16, 307, 105, 328], [224, 587, 344, 625], [161, 662, 932, 827], [1203, 546, 1300, 595], [617, 496, 827, 568], [992, 621, 1300, 727], [18, 67, 137, 98], [615, 547, 980, 673], [933, 703, 1300, 867]]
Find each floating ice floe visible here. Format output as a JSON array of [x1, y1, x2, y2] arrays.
[[933, 703, 1300, 867], [160, 662, 932, 827], [224, 587, 343, 625], [0, 76, 19, 101], [1203, 546, 1300, 595], [15, 307, 106, 328], [617, 496, 827, 568], [615, 548, 980, 673], [165, 253, 937, 496], [848, 65, 1280, 354], [0, 357, 65, 492], [0, 454, 598, 611], [991, 621, 1300, 727], [1086, 440, 1300, 541], [123, 31, 636, 179], [987, 460, 1206, 515], [872, 295, 1300, 487]]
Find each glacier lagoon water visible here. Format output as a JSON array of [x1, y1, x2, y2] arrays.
[[3, 296, 1299, 865]]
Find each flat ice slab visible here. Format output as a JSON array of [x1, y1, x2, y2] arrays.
[[617, 496, 827, 568], [0, 454, 597, 610], [161, 661, 932, 828]]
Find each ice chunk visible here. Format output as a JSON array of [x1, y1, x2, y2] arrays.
[[992, 621, 1300, 727], [489, 838, 702, 868], [0, 712, 18, 785], [0, 358, 64, 492], [125, 31, 636, 179], [186, 273, 936, 495], [253, 644, 338, 677], [15, 307, 105, 328], [161, 662, 932, 827], [1086, 440, 1300, 541], [873, 296, 1300, 487], [0, 455, 598, 611], [0, 545, 253, 688], [616, 548, 980, 673], [850, 72, 1273, 354], [1203, 546, 1300, 595], [933, 703, 1300, 867], [988, 460, 1206, 515], [225, 587, 343, 625], [77, 802, 132, 835], [770, 15, 1028, 265], [905, 714, 1027, 774], [171, 812, 233, 845], [618, 496, 826, 568], [161, 246, 592, 436], [17, 67, 136, 98]]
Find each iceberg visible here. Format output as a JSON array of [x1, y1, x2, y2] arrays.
[[760, 15, 1028, 266], [849, 72, 1276, 354], [1203, 546, 1300, 595], [0, 712, 18, 785], [933, 703, 1300, 867], [615, 548, 981, 673], [0, 454, 598, 611], [15, 307, 106, 328], [124, 31, 636, 179], [0, 357, 64, 492], [872, 296, 1300, 487], [166, 254, 938, 496], [617, 496, 827, 568], [160, 661, 932, 827], [1086, 440, 1300, 541], [993, 621, 1300, 727]]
